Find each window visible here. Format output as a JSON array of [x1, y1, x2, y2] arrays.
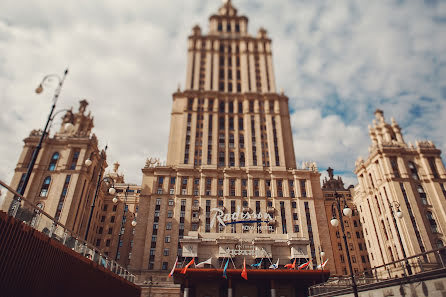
[[110, 216, 115, 223], [113, 205, 117, 212], [166, 222, 172, 230], [427, 211, 439, 233], [165, 236, 171, 243], [408, 161, 420, 180], [292, 202, 297, 208], [417, 185, 428, 205], [428, 157, 439, 178], [162, 262, 168, 270], [151, 235, 157, 242], [390, 157, 400, 178], [167, 210, 173, 218], [156, 198, 162, 205], [100, 216, 105, 222], [338, 243, 342, 251], [106, 239, 110, 247], [48, 152, 59, 171], [150, 248, 156, 256], [293, 213, 298, 220], [294, 225, 299, 232], [69, 149, 80, 170], [168, 199, 174, 206], [108, 227, 113, 234], [164, 248, 170, 256], [300, 180, 307, 197], [39, 176, 51, 197]]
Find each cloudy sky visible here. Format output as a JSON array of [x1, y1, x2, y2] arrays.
[[1, 0, 445, 200]]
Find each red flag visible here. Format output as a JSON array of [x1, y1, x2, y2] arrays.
[[181, 258, 195, 274], [168, 257, 178, 277], [298, 260, 311, 270], [241, 258, 248, 280], [284, 258, 296, 269]]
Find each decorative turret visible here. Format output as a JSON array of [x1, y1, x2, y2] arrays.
[[368, 109, 406, 149], [57, 99, 94, 138], [322, 167, 346, 190]]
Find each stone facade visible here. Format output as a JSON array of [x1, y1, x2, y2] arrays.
[[353, 110, 446, 275], [92, 162, 140, 267], [321, 167, 372, 276]]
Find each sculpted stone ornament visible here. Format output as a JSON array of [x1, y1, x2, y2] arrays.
[[30, 129, 43, 136], [145, 157, 160, 168]]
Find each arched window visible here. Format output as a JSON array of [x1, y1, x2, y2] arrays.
[[417, 185, 428, 205], [408, 161, 419, 180], [40, 176, 51, 197], [48, 152, 59, 171], [426, 211, 439, 233]]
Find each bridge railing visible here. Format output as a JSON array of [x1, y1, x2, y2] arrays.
[[309, 245, 446, 296], [0, 179, 135, 283]]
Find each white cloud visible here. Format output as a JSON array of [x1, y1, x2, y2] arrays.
[[0, 0, 445, 189]]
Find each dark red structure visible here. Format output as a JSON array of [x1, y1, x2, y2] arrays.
[[0, 211, 141, 297], [173, 268, 330, 297]]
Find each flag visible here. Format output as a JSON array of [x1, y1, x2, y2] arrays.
[[181, 258, 194, 274], [285, 258, 296, 269], [196, 257, 212, 268], [269, 258, 279, 269], [317, 259, 329, 269], [241, 258, 248, 280], [222, 259, 229, 279], [250, 258, 262, 268], [298, 260, 311, 270], [168, 257, 179, 277]]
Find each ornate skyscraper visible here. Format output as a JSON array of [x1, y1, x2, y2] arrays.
[[353, 110, 446, 273], [130, 1, 334, 293]]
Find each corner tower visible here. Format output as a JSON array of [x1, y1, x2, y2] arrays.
[[354, 110, 446, 273]]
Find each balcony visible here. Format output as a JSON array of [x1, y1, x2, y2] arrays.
[[267, 206, 275, 214], [192, 205, 200, 212]]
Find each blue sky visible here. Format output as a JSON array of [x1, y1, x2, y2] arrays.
[[0, 0, 445, 199]]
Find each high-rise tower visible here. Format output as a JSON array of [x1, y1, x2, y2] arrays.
[[130, 1, 334, 293], [353, 110, 446, 273]]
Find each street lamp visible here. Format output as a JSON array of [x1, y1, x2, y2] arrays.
[[83, 146, 116, 241], [388, 201, 411, 275], [10, 69, 69, 217], [330, 191, 359, 297], [114, 185, 137, 261]]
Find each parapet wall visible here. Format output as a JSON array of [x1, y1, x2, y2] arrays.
[[0, 211, 141, 297]]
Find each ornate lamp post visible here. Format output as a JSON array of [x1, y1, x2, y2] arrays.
[[113, 185, 137, 261], [83, 146, 116, 241], [388, 201, 411, 275], [11, 69, 69, 216], [330, 191, 359, 297]]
